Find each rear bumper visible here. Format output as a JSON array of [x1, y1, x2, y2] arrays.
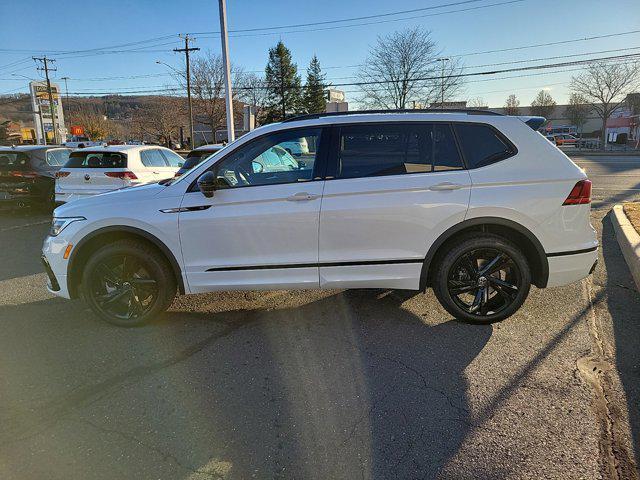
[[546, 247, 598, 287]]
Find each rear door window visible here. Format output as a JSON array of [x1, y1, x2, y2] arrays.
[[337, 124, 429, 179], [454, 123, 516, 169], [65, 151, 127, 168], [46, 149, 71, 166], [335, 123, 463, 179], [140, 149, 168, 168]]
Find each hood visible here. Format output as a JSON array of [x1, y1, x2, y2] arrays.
[[54, 183, 165, 217]]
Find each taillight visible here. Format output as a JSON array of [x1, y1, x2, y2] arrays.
[[55, 171, 71, 178], [7, 171, 38, 179], [563, 179, 592, 205], [105, 171, 138, 180]]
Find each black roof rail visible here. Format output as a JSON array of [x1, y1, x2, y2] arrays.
[[282, 108, 503, 123]]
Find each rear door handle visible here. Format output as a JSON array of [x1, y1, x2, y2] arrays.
[[429, 182, 464, 191], [286, 192, 319, 201]]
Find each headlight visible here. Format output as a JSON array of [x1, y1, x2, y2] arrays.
[[49, 217, 86, 237]]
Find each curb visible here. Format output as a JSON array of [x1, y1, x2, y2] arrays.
[[611, 205, 640, 292]]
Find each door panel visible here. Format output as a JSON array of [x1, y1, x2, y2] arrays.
[[178, 127, 327, 293], [179, 182, 324, 292], [318, 122, 472, 289]]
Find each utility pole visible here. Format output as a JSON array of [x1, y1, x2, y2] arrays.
[[437, 57, 449, 109], [33, 56, 59, 144], [218, 0, 235, 142], [174, 35, 200, 149]]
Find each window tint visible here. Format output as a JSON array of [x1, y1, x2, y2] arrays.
[[454, 124, 515, 169], [140, 149, 168, 168], [46, 149, 71, 166], [431, 124, 463, 171], [338, 124, 429, 179], [336, 123, 463, 179], [213, 129, 319, 188], [65, 151, 127, 168], [160, 149, 185, 167]]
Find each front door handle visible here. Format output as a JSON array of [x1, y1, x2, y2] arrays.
[[429, 182, 464, 191], [286, 192, 319, 201]]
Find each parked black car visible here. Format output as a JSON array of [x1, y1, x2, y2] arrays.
[[175, 144, 225, 177], [0, 145, 71, 209]]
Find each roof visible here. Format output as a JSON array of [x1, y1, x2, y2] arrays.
[[73, 144, 170, 154], [0, 145, 66, 152], [192, 144, 225, 151]]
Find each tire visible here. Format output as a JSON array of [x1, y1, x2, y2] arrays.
[[432, 233, 531, 324], [81, 240, 177, 327]]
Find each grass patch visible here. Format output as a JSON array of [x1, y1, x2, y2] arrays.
[[623, 203, 640, 235]]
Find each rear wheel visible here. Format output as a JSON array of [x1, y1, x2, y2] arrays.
[[432, 234, 531, 324], [81, 240, 177, 327]]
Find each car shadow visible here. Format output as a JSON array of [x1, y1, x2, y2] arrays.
[[0, 289, 494, 479], [0, 208, 51, 282], [601, 214, 640, 467]]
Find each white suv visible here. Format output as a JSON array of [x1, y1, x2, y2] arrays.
[[55, 145, 184, 204], [42, 111, 598, 327]]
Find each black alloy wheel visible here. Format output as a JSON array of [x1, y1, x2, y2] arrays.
[[89, 254, 158, 322], [433, 234, 531, 323], [81, 240, 177, 327]]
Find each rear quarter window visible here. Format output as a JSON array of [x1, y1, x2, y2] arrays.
[[65, 151, 127, 168], [454, 123, 516, 169]]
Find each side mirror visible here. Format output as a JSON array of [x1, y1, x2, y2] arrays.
[[197, 171, 216, 198]]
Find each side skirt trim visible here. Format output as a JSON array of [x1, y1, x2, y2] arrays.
[[206, 259, 422, 272]]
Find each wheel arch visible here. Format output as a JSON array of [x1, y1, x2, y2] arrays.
[[67, 225, 185, 298], [420, 217, 549, 290]]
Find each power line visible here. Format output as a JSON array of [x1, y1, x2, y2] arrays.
[[48, 53, 640, 96], [197, 0, 527, 38], [194, 0, 498, 34]]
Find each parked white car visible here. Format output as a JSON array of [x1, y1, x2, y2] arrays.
[[280, 138, 309, 156], [43, 110, 597, 327], [55, 145, 184, 204]]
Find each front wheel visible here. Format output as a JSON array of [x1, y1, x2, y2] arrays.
[[81, 240, 177, 327], [432, 234, 531, 324]]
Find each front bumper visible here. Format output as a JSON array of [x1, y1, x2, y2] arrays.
[[42, 234, 73, 299]]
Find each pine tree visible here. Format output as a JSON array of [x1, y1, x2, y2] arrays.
[[303, 55, 327, 114], [264, 41, 302, 123]]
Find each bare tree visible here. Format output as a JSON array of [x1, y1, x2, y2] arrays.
[[467, 97, 487, 108], [185, 52, 244, 139], [570, 61, 640, 146], [133, 97, 185, 147], [237, 72, 269, 126], [530, 90, 556, 118], [74, 106, 114, 141], [504, 94, 520, 116], [564, 93, 591, 137], [357, 27, 463, 109]]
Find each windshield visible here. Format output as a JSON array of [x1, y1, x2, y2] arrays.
[[65, 151, 127, 168], [0, 151, 30, 170]]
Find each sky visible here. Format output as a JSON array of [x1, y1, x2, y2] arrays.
[[1, 0, 639, 107]]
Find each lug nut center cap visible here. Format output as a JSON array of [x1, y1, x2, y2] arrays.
[[477, 276, 488, 287]]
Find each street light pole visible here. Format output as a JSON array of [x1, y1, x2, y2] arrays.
[[218, 0, 235, 142]]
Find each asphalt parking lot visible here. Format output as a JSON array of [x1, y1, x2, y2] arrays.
[[0, 154, 639, 479]]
